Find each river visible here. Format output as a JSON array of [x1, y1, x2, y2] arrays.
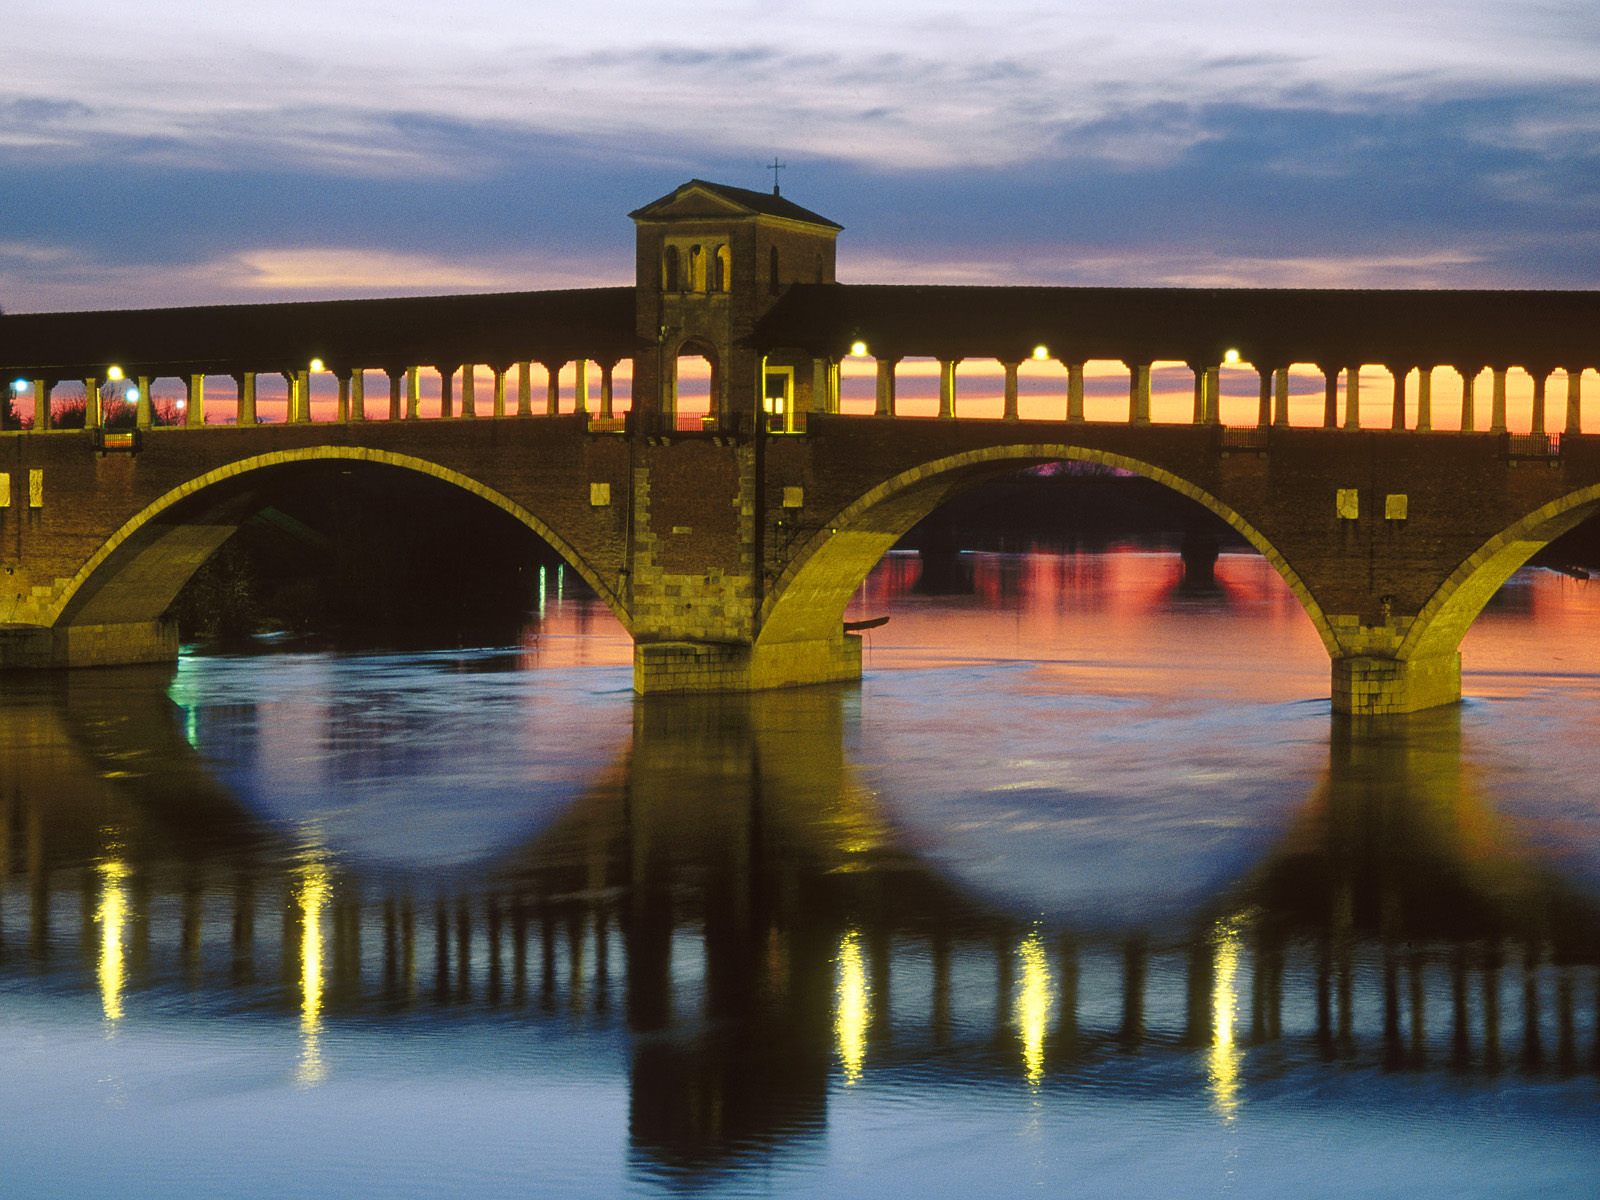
[[0, 547, 1596, 1198]]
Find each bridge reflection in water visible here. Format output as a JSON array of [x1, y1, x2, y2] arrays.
[[1, 670, 1598, 1182]]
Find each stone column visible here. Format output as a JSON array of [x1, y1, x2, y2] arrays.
[[1459, 367, 1477, 432], [573, 360, 589, 416], [293, 370, 311, 423], [492, 367, 508, 418], [386, 370, 403, 421], [83, 377, 101, 430], [517, 362, 532, 416], [1129, 362, 1151, 424], [238, 373, 257, 426], [1003, 361, 1021, 421], [439, 367, 455, 419], [600, 362, 616, 419], [1191, 366, 1206, 424], [406, 366, 421, 419], [336, 373, 351, 423], [1416, 367, 1432, 432], [185, 374, 205, 428], [461, 365, 476, 418], [938, 359, 958, 418], [1256, 368, 1272, 428], [32, 380, 50, 431], [875, 359, 897, 416], [546, 363, 561, 416], [809, 357, 832, 415], [1343, 367, 1361, 430], [1067, 363, 1086, 422], [1203, 366, 1220, 424], [349, 371, 365, 422], [1273, 367, 1290, 427], [1390, 368, 1407, 431], [136, 376, 153, 430], [1490, 368, 1508, 433], [1565, 368, 1582, 435], [1322, 367, 1339, 428], [1530, 370, 1547, 436]]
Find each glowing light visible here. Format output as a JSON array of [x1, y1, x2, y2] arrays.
[[126, 387, 141, 404], [1223, 348, 1242, 366], [1209, 917, 1244, 1121], [10, 379, 27, 394], [834, 929, 869, 1085], [106, 365, 125, 382], [296, 859, 331, 1086], [1032, 344, 1050, 361], [1016, 931, 1054, 1087], [309, 358, 326, 373], [175, 398, 186, 411], [849, 340, 868, 357], [96, 859, 130, 1026]]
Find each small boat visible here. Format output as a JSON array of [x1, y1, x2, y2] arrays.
[[843, 616, 890, 632]]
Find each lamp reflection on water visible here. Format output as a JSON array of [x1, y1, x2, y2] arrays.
[[96, 858, 130, 1027], [835, 930, 869, 1085], [1016, 931, 1053, 1087], [1209, 917, 1244, 1120], [296, 859, 331, 1087]]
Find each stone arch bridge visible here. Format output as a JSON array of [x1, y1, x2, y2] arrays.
[[3, 178, 1599, 715]]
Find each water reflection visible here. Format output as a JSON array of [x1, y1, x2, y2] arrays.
[[1, 586, 1600, 1192]]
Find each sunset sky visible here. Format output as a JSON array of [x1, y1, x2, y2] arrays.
[[4, 0, 1598, 313]]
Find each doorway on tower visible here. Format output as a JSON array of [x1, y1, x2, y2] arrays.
[[671, 339, 719, 432], [763, 365, 796, 433]]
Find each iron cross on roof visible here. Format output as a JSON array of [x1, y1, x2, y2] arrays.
[[767, 157, 786, 196]]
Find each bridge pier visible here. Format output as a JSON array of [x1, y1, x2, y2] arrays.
[[1331, 652, 1461, 717], [0, 619, 178, 670]]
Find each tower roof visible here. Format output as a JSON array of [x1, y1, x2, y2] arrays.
[[629, 179, 842, 230]]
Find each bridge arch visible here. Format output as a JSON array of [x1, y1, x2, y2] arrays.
[[49, 446, 629, 633], [756, 443, 1338, 659], [1398, 485, 1600, 664]]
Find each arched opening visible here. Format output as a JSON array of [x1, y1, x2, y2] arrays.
[[1149, 360, 1192, 424], [1082, 360, 1131, 423], [1016, 354, 1069, 421], [712, 244, 730, 293], [671, 339, 719, 431], [663, 246, 681, 293], [50, 450, 630, 654], [755, 445, 1336, 674]]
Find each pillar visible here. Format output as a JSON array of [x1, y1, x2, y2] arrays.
[[349, 371, 364, 422], [237, 373, 257, 426], [517, 362, 532, 416], [1459, 367, 1477, 432], [1191, 366, 1206, 424], [1202, 366, 1220, 424], [136, 376, 152, 430], [600, 361, 616, 419], [1490, 367, 1508, 433], [439, 367, 455, 419], [1343, 366, 1360, 430], [461, 364, 476, 418], [1068, 362, 1086, 422], [1002, 360, 1021, 421], [1322, 367, 1339, 428], [1251, 367, 1269, 427], [573, 360, 589, 416], [1530, 370, 1547, 436], [336, 374, 351, 423], [938, 358, 958, 418], [293, 370, 311, 423], [185, 374, 205, 428], [492, 366, 507, 419], [1391, 368, 1407, 431], [1129, 362, 1151, 424], [32, 380, 50, 431], [1273, 366, 1290, 427], [810, 357, 832, 415], [405, 366, 421, 419], [82, 377, 101, 430], [1416, 367, 1432, 432], [385, 370, 402, 421], [875, 359, 896, 416], [546, 363, 561, 416], [1565, 368, 1582, 435]]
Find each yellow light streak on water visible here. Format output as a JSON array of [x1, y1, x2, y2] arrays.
[[296, 860, 331, 1087], [96, 859, 129, 1026], [1016, 932, 1053, 1087], [1209, 918, 1244, 1121], [835, 930, 869, 1085]]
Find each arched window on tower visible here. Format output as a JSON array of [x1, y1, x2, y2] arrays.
[[663, 246, 681, 292], [769, 246, 780, 295], [712, 245, 730, 292], [688, 245, 704, 292]]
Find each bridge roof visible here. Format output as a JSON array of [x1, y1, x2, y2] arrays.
[[754, 283, 1600, 370], [0, 287, 638, 379]]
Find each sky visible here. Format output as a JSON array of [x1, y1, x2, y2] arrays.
[[3, 0, 1599, 313]]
